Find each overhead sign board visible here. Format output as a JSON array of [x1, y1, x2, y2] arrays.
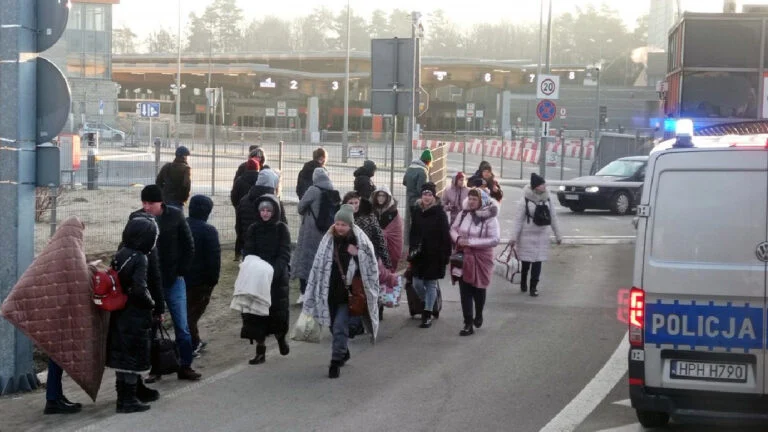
[[277, 101, 287, 117], [260, 77, 276, 89], [536, 74, 560, 100], [287, 108, 298, 117], [370, 38, 418, 115], [265, 108, 276, 117]]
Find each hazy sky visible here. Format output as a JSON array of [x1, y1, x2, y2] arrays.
[[113, 0, 746, 37]]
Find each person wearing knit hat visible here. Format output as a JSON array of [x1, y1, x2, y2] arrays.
[[509, 172, 562, 298], [156, 144, 192, 209], [141, 184, 163, 203], [403, 149, 433, 209], [300, 201, 380, 379], [420, 149, 433, 164]]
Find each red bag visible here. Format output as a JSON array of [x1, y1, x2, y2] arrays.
[[91, 254, 135, 312]]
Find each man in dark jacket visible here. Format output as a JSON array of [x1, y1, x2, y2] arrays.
[[296, 147, 327, 199], [156, 146, 192, 208], [184, 195, 220, 356], [138, 185, 200, 381], [353, 160, 377, 201]]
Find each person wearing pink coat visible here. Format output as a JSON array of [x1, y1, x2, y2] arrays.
[[372, 186, 403, 312], [442, 172, 469, 225], [450, 189, 500, 336]]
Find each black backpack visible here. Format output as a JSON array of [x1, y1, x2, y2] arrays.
[[525, 198, 552, 227], [312, 188, 341, 232]]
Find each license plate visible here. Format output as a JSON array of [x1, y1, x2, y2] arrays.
[[670, 360, 748, 383], [565, 194, 579, 200]]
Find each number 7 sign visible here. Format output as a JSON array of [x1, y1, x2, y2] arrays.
[[536, 74, 560, 100]]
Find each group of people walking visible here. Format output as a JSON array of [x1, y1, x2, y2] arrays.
[[24, 142, 564, 415]]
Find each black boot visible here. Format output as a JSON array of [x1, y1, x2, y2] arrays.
[[115, 379, 124, 411], [117, 381, 151, 414], [277, 335, 290, 356], [329, 360, 342, 379], [473, 315, 483, 329], [530, 280, 539, 297], [520, 278, 528, 293], [340, 349, 351, 366], [420, 311, 433, 328], [136, 377, 160, 403], [249, 345, 266, 365], [44, 398, 82, 415], [459, 321, 474, 336]]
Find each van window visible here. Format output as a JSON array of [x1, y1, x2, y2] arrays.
[[651, 170, 766, 264]]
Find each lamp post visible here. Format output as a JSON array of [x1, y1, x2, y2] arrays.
[[175, 0, 182, 148], [171, 83, 186, 145], [341, 0, 351, 162]]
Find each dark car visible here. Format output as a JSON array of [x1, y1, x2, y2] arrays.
[[556, 156, 647, 215]]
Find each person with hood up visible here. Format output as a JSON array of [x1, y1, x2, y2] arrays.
[[231, 159, 261, 260], [235, 167, 285, 257], [292, 167, 340, 304], [353, 160, 377, 201], [371, 185, 404, 311], [296, 147, 327, 200], [184, 195, 221, 356], [442, 172, 470, 225], [468, 161, 503, 202], [107, 216, 160, 413], [403, 149, 432, 208], [241, 194, 292, 365], [156, 146, 192, 208], [408, 182, 452, 329], [301, 204, 380, 379], [450, 189, 501, 336], [509, 173, 562, 297]]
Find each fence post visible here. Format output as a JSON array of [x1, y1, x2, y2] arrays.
[[519, 136, 524, 180], [278, 140, 284, 197], [500, 138, 505, 179], [48, 184, 57, 239], [579, 137, 584, 177], [462, 132, 467, 173], [560, 137, 565, 180]]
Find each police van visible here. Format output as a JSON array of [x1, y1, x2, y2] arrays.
[[629, 120, 768, 428]]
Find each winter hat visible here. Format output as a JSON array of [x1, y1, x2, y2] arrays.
[[420, 149, 433, 163], [141, 184, 163, 203], [255, 167, 280, 189], [175, 146, 190, 158], [246, 158, 261, 172], [531, 173, 546, 189], [334, 204, 355, 226], [258, 200, 275, 212], [363, 160, 377, 174], [421, 182, 437, 196]]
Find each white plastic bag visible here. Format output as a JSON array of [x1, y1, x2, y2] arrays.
[[291, 311, 322, 343]]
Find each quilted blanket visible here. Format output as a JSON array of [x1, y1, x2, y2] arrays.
[[1, 217, 108, 401]]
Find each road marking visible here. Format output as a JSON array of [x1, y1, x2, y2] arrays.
[[595, 424, 642, 432], [612, 399, 632, 408], [539, 333, 629, 432], [602, 216, 620, 222]]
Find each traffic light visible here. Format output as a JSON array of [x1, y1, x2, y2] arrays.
[[599, 106, 608, 128]]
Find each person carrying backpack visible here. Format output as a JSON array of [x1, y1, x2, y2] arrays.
[[291, 167, 340, 304], [509, 173, 562, 297]]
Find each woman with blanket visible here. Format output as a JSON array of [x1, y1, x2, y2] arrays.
[[371, 185, 404, 308], [450, 189, 500, 336], [240, 194, 292, 365], [301, 204, 380, 379]]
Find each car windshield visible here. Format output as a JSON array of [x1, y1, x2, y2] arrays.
[[595, 160, 644, 177]]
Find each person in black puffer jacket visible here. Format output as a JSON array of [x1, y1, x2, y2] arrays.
[[231, 159, 260, 260], [296, 147, 327, 200], [107, 217, 160, 414], [353, 160, 377, 201], [236, 168, 286, 255], [156, 146, 192, 208], [241, 194, 292, 365], [185, 195, 221, 354]]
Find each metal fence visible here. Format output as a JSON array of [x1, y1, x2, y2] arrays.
[[35, 131, 449, 256]]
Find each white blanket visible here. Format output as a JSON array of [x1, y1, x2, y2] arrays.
[[230, 255, 274, 316]]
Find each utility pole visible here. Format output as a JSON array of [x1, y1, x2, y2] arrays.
[[539, 0, 553, 177], [175, 0, 181, 147], [341, 0, 351, 163], [406, 11, 421, 166]]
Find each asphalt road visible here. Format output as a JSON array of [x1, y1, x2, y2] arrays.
[[2, 243, 633, 432]]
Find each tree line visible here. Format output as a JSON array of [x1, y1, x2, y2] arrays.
[[113, 1, 648, 83]]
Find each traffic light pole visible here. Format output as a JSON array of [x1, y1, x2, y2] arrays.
[[595, 68, 601, 146], [0, 0, 42, 395]]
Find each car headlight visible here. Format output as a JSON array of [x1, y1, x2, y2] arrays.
[[558, 185, 566, 191], [585, 186, 600, 193]]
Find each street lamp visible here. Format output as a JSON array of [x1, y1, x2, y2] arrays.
[[171, 83, 186, 140], [175, 0, 182, 147], [341, 0, 351, 162]]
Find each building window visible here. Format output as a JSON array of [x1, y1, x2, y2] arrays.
[[85, 5, 106, 32]]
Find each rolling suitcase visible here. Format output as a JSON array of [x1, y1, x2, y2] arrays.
[[404, 268, 443, 319]]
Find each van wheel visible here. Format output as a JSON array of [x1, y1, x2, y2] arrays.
[[635, 410, 669, 428], [610, 191, 631, 215]]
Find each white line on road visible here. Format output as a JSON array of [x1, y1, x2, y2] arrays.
[[539, 333, 629, 432], [612, 399, 632, 408], [595, 425, 642, 432]]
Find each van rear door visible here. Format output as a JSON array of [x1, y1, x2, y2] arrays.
[[641, 149, 768, 394]]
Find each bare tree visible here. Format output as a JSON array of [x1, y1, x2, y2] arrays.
[[113, 25, 138, 54]]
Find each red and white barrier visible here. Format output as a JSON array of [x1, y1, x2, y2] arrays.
[[412, 138, 595, 162]]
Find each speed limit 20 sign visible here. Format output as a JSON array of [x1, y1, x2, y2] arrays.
[[536, 74, 560, 100]]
